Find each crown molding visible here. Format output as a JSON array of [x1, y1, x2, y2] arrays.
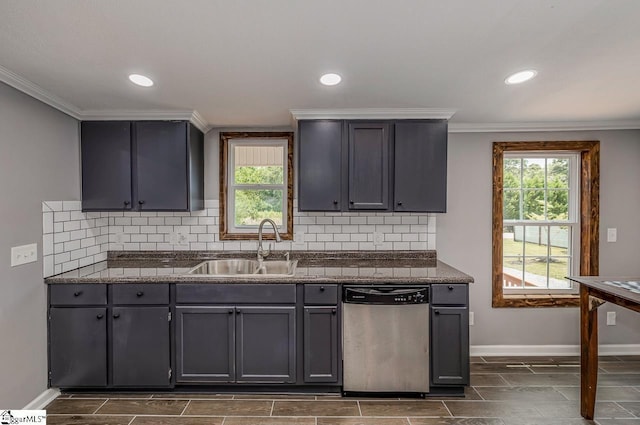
[[449, 120, 640, 133], [290, 108, 457, 121], [190, 110, 211, 133], [0, 64, 82, 119]]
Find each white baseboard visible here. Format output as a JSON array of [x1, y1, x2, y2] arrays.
[[23, 388, 60, 410], [470, 344, 640, 357]]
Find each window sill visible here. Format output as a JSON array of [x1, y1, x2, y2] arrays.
[[219, 232, 293, 241], [494, 293, 580, 308]]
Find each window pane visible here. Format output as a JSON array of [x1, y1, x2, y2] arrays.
[[503, 158, 521, 189], [547, 189, 569, 220], [503, 261, 524, 289], [503, 225, 524, 257], [503, 225, 524, 289], [548, 257, 572, 289], [234, 189, 283, 226], [234, 146, 284, 184], [523, 226, 549, 257], [523, 158, 545, 188], [503, 190, 521, 220], [523, 190, 545, 219], [524, 258, 548, 289], [547, 158, 569, 189]]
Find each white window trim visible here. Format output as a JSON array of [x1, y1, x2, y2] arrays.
[[502, 152, 580, 295], [226, 139, 288, 234]]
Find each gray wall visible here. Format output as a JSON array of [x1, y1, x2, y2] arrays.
[[438, 130, 640, 347], [0, 82, 79, 407]]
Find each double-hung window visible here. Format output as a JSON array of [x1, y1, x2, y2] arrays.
[[219, 132, 294, 240], [492, 141, 600, 308]]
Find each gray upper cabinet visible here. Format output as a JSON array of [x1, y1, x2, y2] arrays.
[[81, 120, 204, 212], [298, 119, 447, 212], [81, 121, 132, 211], [394, 121, 447, 212], [348, 122, 390, 210], [298, 120, 343, 211]]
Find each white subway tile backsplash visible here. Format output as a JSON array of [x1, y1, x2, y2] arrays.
[[44, 199, 438, 278]]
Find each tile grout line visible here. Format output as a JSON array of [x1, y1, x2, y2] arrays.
[[92, 398, 109, 414], [441, 399, 454, 418], [179, 400, 191, 416]]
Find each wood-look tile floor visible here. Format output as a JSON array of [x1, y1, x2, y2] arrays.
[[45, 356, 640, 425]]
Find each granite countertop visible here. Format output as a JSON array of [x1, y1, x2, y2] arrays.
[[44, 251, 474, 285]]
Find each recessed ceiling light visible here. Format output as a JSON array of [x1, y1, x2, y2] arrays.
[[128, 74, 154, 87], [505, 70, 537, 85], [320, 73, 342, 86]]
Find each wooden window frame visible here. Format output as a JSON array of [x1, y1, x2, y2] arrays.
[[492, 141, 600, 308], [219, 132, 294, 241]]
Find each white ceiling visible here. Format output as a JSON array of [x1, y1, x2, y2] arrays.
[[1, 0, 640, 130]]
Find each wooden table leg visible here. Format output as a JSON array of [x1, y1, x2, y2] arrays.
[[581, 284, 599, 419]]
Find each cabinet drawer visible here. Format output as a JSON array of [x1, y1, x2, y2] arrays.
[[431, 284, 468, 305], [176, 284, 296, 304], [304, 284, 338, 305], [50, 284, 107, 305], [112, 284, 169, 305]]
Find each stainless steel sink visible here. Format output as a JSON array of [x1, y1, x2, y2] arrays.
[[187, 259, 297, 277]]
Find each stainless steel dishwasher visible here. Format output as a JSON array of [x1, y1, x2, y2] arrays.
[[342, 286, 429, 395]]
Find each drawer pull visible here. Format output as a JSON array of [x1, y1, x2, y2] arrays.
[[448, 285, 454, 290], [136, 291, 144, 297], [332, 308, 337, 315], [434, 310, 440, 314], [73, 291, 82, 297], [228, 309, 234, 314], [113, 313, 120, 319], [96, 314, 104, 319], [320, 286, 325, 292]]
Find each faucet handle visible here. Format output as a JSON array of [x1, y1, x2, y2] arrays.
[[284, 251, 290, 262]]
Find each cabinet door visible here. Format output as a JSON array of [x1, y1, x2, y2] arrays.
[[348, 122, 390, 210], [81, 121, 132, 211], [431, 306, 469, 386], [236, 306, 296, 383], [49, 307, 107, 387], [112, 307, 171, 387], [298, 120, 343, 211], [394, 121, 447, 212], [135, 121, 188, 210], [304, 307, 339, 383], [175, 306, 235, 382]]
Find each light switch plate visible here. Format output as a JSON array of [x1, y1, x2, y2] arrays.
[[607, 228, 617, 242], [607, 311, 616, 326], [11, 243, 38, 267]]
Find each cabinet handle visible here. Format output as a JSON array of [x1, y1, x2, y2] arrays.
[[349, 200, 354, 204], [448, 285, 454, 290], [124, 201, 130, 206], [333, 200, 338, 205], [236, 309, 241, 314], [228, 309, 234, 314], [332, 308, 337, 315], [138, 200, 145, 206], [136, 291, 144, 297], [96, 314, 104, 319], [73, 291, 82, 297], [319, 286, 325, 292], [397, 201, 403, 206], [434, 310, 440, 315], [113, 313, 120, 319]]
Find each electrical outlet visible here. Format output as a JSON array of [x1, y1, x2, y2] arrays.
[[11, 243, 38, 267], [373, 232, 384, 246], [293, 231, 306, 248], [170, 232, 189, 246], [607, 311, 616, 326], [469, 311, 475, 326], [607, 228, 617, 242]]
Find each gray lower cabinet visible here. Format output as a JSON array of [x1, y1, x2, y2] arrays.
[[430, 283, 470, 386], [111, 306, 171, 387], [48, 284, 171, 388], [49, 307, 107, 388], [303, 306, 339, 383], [175, 305, 296, 384]]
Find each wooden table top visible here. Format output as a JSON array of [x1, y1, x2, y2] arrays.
[[568, 276, 640, 306]]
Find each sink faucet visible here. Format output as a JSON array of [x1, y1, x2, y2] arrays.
[[257, 218, 281, 261]]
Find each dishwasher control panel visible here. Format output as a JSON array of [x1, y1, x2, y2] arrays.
[[343, 286, 429, 305]]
